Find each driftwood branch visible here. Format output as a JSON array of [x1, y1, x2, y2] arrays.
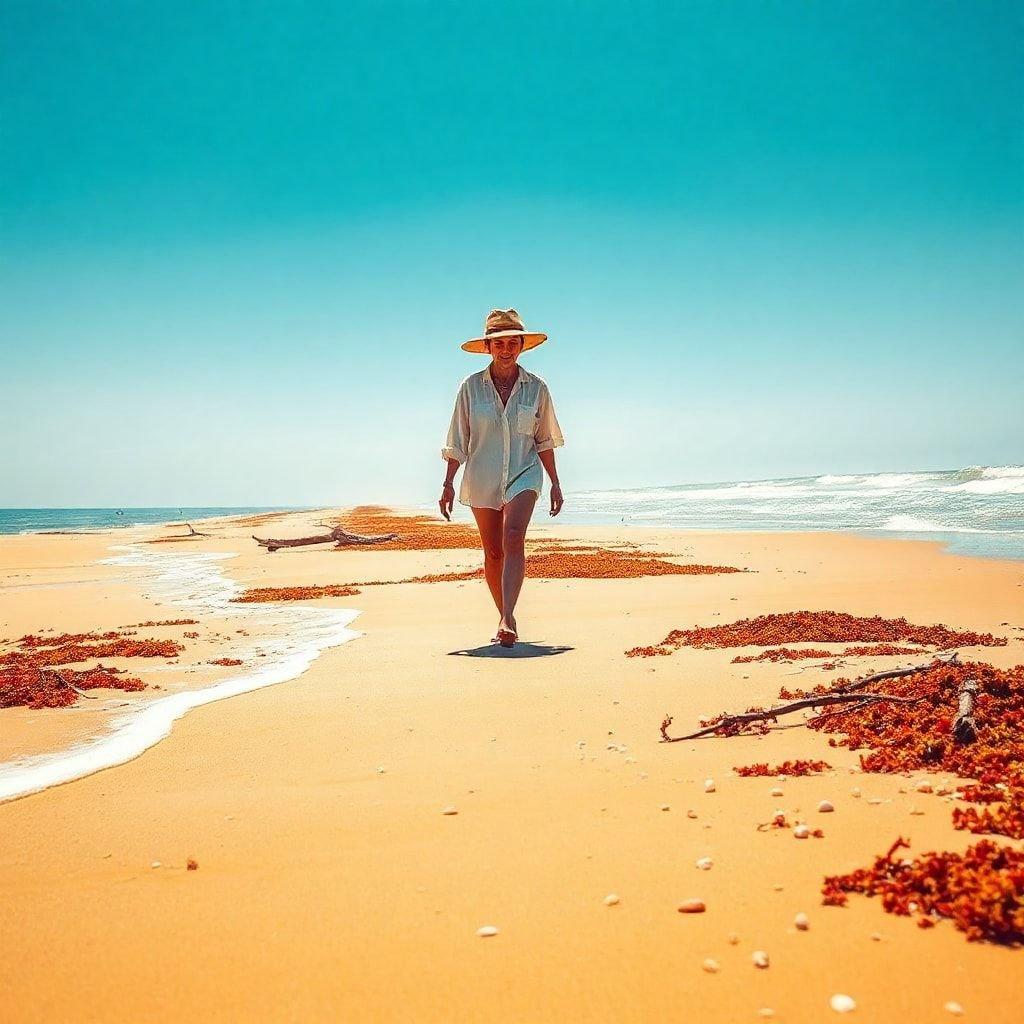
[[660, 651, 961, 743], [46, 669, 98, 700], [253, 525, 399, 553], [183, 522, 210, 537], [660, 692, 923, 743], [952, 678, 979, 745], [833, 651, 959, 693]]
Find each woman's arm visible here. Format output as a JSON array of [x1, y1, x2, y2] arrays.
[[440, 458, 460, 521], [440, 384, 470, 521], [538, 449, 563, 516]]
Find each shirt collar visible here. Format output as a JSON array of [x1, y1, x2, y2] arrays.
[[483, 364, 528, 386]]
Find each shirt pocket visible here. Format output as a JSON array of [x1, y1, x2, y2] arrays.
[[516, 403, 538, 436]]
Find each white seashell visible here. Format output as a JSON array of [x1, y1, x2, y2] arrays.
[[830, 994, 856, 1013], [376, 766, 386, 774], [793, 824, 810, 839], [758, 1011, 775, 1020], [794, 912, 810, 931], [677, 898, 706, 914], [752, 950, 769, 969], [915, 780, 933, 793], [851, 787, 861, 798], [818, 800, 835, 813], [476, 925, 499, 937], [702, 958, 720, 973], [704, 779, 716, 793], [442, 806, 458, 815], [604, 893, 620, 906], [944, 1001, 965, 1016], [867, 797, 883, 805], [696, 857, 713, 871], [150, 861, 162, 869], [770, 787, 784, 797]]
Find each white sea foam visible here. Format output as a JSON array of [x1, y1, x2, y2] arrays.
[[879, 515, 984, 534], [0, 545, 361, 804]]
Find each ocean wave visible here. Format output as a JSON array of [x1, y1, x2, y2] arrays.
[[879, 515, 984, 534]]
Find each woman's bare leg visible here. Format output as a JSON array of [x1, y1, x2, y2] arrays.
[[499, 489, 538, 636], [471, 505, 505, 617]]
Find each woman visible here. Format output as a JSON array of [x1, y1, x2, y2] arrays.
[[440, 308, 565, 648]]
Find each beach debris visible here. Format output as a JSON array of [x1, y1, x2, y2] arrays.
[[752, 950, 770, 969], [823, 836, 1024, 943], [726, 932, 740, 944], [701, 958, 720, 973], [770, 787, 784, 797], [233, 584, 362, 603], [441, 806, 458, 816], [909, 807, 924, 816], [476, 926, 499, 938], [677, 899, 706, 914], [695, 857, 713, 871], [629, 611, 1005, 660], [757, 1011, 775, 1020], [830, 994, 857, 1014], [704, 779, 716, 793], [944, 1001, 965, 1016], [252, 523, 399, 553], [915, 780, 934, 794], [186, 858, 199, 871], [660, 804, 671, 811], [603, 894, 620, 906], [734, 760, 831, 777], [851, 787, 862, 798], [793, 824, 810, 839], [150, 861, 161, 869], [794, 912, 810, 930], [818, 800, 835, 813], [687, 809, 698, 819]]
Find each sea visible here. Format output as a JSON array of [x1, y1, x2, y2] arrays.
[[559, 465, 1024, 561], [0, 507, 302, 535]]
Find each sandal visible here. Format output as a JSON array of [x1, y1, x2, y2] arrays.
[[496, 627, 517, 649]]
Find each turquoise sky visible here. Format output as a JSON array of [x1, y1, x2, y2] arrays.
[[2, 1, 1021, 506]]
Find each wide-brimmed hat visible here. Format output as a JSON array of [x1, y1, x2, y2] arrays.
[[461, 308, 547, 354]]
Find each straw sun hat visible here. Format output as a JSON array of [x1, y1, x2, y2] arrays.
[[461, 308, 547, 354]]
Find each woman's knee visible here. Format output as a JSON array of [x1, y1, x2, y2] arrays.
[[483, 542, 504, 562], [502, 524, 527, 553]]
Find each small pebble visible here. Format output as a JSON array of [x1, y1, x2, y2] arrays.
[[772, 884, 784, 892], [726, 932, 740, 945], [758, 1011, 775, 1020], [944, 1001, 965, 1016], [867, 797, 883, 805], [915, 780, 933, 794], [702, 958, 720, 973], [794, 912, 810, 931], [752, 950, 770, 969], [704, 779, 716, 793], [377, 767, 386, 774], [793, 824, 810, 839], [660, 804, 670, 811], [687, 809, 698, 819], [186, 858, 199, 871], [870, 932, 883, 942], [770, 787, 784, 797], [150, 861, 162, 869], [678, 899, 706, 914], [851, 787, 862, 798], [442, 806, 458, 815], [910, 807, 925, 816], [777, 774, 788, 782], [604, 893, 620, 906], [830, 994, 856, 1014], [818, 800, 835, 813], [695, 857, 713, 871], [476, 926, 499, 938]]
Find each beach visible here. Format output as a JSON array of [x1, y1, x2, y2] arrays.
[[1, 508, 1022, 1023]]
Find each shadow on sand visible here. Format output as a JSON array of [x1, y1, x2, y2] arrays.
[[448, 642, 574, 659]]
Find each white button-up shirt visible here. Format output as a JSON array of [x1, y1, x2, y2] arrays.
[[442, 365, 565, 510]]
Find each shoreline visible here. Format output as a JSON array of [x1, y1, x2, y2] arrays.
[[2, 508, 1023, 1022]]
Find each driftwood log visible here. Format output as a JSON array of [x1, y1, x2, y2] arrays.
[[660, 651, 960, 743], [253, 525, 398, 553], [45, 669, 97, 700], [951, 678, 979, 745]]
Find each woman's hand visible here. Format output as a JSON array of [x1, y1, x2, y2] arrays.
[[439, 482, 455, 521], [549, 483, 563, 517]]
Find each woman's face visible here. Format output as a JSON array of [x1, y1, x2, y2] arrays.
[[488, 335, 524, 366]]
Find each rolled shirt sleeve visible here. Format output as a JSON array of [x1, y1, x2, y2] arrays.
[[441, 382, 470, 463], [534, 383, 565, 453]]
